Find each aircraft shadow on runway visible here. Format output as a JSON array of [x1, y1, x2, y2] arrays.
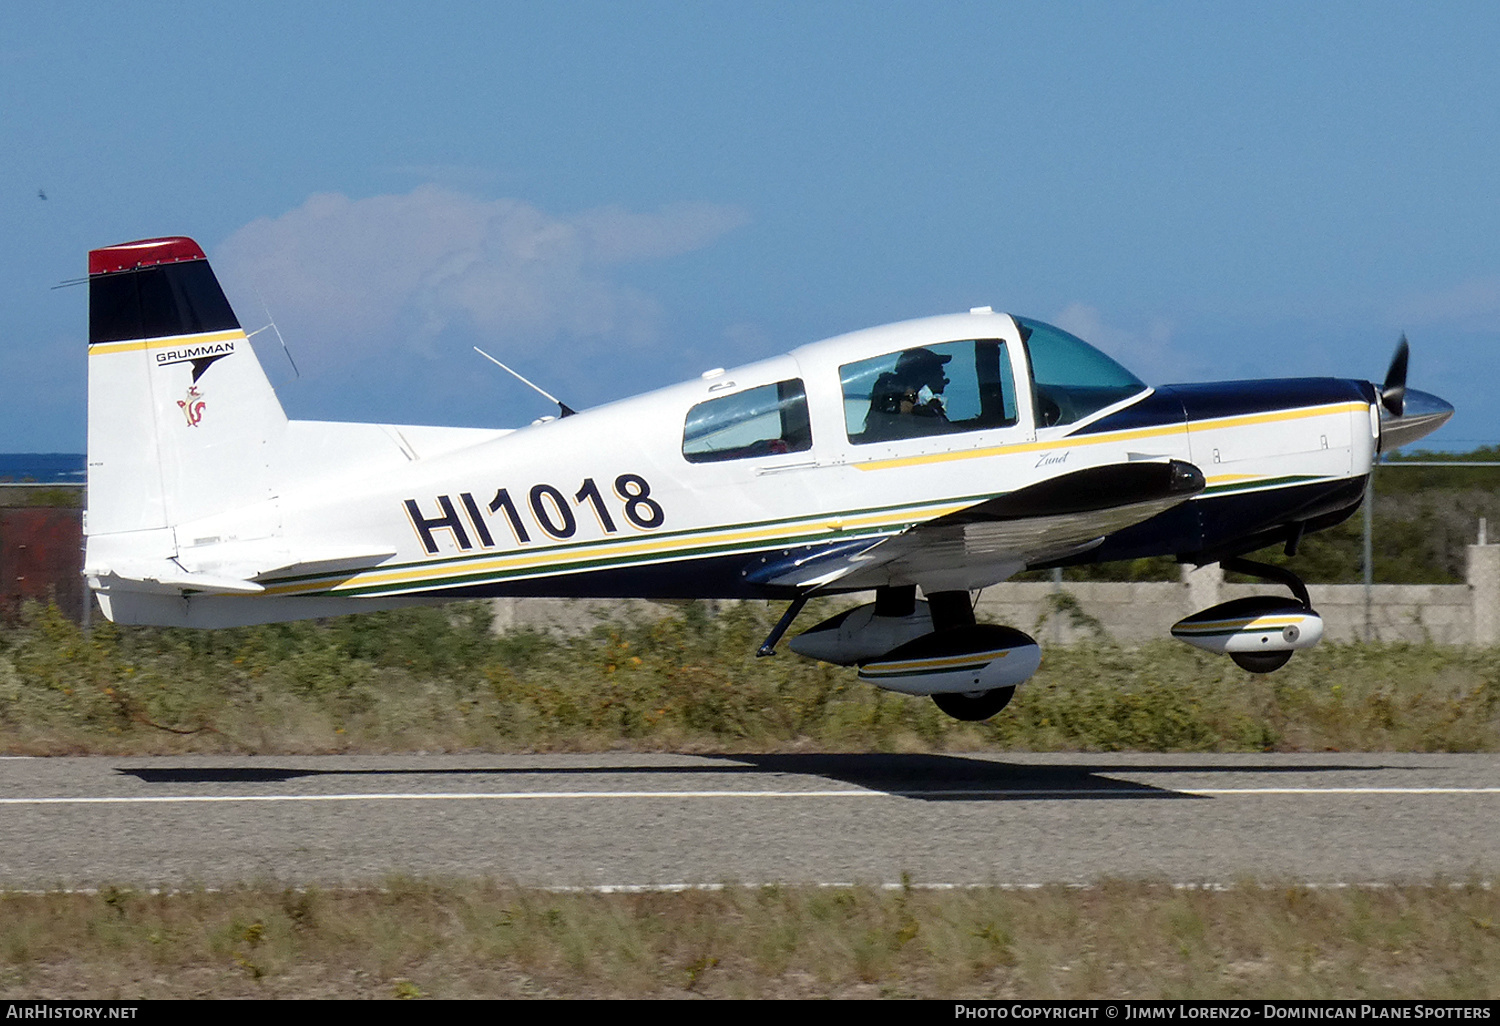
[[114, 755, 1400, 803]]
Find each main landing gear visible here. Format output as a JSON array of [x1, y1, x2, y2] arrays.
[[932, 686, 1016, 721], [775, 585, 1041, 722], [906, 590, 1023, 719]]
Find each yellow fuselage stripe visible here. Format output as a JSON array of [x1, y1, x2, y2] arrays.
[[264, 499, 977, 595], [88, 329, 246, 356], [851, 402, 1367, 472]]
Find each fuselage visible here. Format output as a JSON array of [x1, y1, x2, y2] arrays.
[[89, 309, 1387, 627]]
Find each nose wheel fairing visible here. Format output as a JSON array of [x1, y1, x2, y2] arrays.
[[1171, 595, 1324, 662], [1173, 555, 1323, 672]]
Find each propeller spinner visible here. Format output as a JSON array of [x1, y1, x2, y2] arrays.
[[1374, 334, 1453, 451]]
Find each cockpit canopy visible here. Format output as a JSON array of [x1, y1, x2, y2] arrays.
[[680, 313, 1150, 463], [835, 316, 1146, 444], [1015, 317, 1147, 427]]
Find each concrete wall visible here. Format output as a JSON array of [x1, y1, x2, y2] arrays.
[[491, 544, 1500, 647], [979, 572, 1477, 647], [973, 548, 1499, 646], [1473, 544, 1500, 647]]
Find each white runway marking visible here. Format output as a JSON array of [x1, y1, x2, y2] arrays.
[[0, 790, 877, 805], [9, 881, 1491, 896], [2, 785, 1499, 806]]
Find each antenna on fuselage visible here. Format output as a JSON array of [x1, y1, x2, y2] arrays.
[[472, 346, 577, 417], [247, 288, 300, 378]]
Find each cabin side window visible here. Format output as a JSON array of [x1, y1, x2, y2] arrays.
[[840, 339, 1017, 444], [682, 379, 813, 463]]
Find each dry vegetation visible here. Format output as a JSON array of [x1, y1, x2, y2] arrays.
[[2, 602, 1497, 999], [0, 600, 1496, 756], [1, 880, 1495, 999]]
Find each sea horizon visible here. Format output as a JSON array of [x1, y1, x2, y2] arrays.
[[0, 453, 86, 483]]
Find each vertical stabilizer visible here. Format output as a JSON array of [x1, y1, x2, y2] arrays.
[[87, 237, 287, 536]]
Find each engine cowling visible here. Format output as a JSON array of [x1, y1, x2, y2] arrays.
[[856, 624, 1042, 696], [1171, 596, 1324, 669]]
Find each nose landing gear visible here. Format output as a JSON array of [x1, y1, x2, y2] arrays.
[[1171, 556, 1322, 673]]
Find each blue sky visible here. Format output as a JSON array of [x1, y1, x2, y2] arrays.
[[3, 1, 1497, 449]]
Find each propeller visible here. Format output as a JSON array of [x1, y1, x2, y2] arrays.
[[1372, 333, 1454, 451], [1380, 334, 1408, 417]]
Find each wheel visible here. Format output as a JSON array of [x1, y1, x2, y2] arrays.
[[932, 686, 1016, 721], [1231, 650, 1293, 673]]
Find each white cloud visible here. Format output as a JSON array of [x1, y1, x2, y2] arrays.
[[572, 203, 754, 264], [381, 163, 503, 191], [1049, 302, 1189, 385], [213, 186, 749, 368], [1394, 275, 1500, 333]]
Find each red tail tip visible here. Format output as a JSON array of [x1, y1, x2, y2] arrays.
[[88, 237, 206, 276]]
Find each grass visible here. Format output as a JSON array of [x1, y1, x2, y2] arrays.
[[1, 600, 1497, 755], [1, 879, 1495, 999], [2, 602, 1496, 1000]]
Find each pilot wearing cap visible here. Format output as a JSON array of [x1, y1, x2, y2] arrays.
[[892, 347, 951, 419], [865, 347, 953, 439]]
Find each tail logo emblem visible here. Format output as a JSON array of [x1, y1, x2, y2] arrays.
[[178, 386, 207, 427]]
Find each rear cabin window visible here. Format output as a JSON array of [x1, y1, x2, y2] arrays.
[[682, 379, 813, 463], [841, 339, 1017, 444]]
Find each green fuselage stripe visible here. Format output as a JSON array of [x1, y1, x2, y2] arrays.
[[262, 443, 1346, 598]]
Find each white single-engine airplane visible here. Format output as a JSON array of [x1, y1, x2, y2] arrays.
[[83, 237, 1454, 720]]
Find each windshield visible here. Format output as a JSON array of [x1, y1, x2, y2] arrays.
[[1015, 317, 1147, 427]]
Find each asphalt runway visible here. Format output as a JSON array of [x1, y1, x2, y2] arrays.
[[1, 752, 1497, 890]]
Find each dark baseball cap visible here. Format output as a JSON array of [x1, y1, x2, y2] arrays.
[[895, 348, 952, 375]]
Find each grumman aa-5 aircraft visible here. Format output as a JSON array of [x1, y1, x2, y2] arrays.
[[84, 237, 1454, 720]]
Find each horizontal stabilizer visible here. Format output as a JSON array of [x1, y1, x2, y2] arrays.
[[94, 562, 267, 595], [94, 544, 398, 597], [172, 541, 397, 582]]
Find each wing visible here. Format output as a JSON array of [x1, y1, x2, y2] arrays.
[[751, 459, 1205, 592]]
